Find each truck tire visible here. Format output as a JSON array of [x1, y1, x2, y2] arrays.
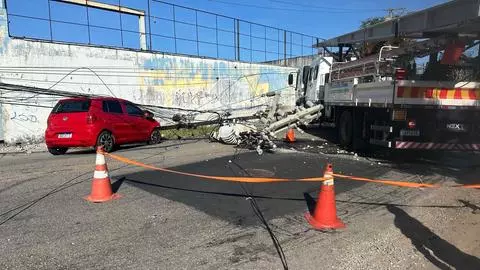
[[338, 111, 353, 148]]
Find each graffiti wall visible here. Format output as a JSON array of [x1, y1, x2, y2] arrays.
[[0, 4, 296, 144]]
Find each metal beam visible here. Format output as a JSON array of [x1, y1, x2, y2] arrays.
[[315, 0, 480, 47], [56, 0, 144, 16]]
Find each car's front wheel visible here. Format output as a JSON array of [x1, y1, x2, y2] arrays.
[[96, 131, 115, 152], [48, 147, 68, 155]]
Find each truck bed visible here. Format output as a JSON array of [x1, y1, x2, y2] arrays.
[[325, 80, 480, 108]]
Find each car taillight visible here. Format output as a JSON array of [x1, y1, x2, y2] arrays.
[[407, 120, 416, 129], [87, 113, 97, 124]]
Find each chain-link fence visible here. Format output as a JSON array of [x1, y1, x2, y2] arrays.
[[6, 0, 322, 64]]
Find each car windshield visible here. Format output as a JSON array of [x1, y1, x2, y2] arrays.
[[52, 100, 91, 113]]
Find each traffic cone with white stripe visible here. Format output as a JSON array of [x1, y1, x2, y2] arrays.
[[304, 164, 345, 230], [85, 147, 120, 202]]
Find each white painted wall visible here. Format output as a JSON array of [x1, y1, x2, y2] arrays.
[[0, 4, 295, 144]]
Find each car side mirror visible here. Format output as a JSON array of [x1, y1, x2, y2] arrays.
[[143, 110, 154, 119], [288, 73, 294, 85]]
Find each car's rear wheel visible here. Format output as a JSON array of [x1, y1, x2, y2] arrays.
[[148, 128, 161, 145], [48, 147, 68, 155], [97, 131, 115, 152]]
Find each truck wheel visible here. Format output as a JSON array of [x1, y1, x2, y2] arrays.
[[96, 131, 115, 153], [338, 111, 353, 148], [48, 147, 68, 155]]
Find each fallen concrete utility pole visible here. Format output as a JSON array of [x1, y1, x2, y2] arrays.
[[264, 104, 323, 135]]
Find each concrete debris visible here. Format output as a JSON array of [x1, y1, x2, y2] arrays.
[[239, 131, 277, 155], [210, 123, 256, 145], [210, 123, 277, 155]]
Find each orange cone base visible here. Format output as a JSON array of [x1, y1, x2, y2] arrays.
[[304, 212, 345, 230], [84, 178, 120, 203], [85, 193, 120, 203]]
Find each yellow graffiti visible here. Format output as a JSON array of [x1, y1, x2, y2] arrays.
[[137, 68, 271, 106]]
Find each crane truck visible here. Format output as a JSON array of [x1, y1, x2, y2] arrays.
[[289, 39, 480, 151]]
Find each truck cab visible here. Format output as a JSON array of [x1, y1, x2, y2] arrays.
[[295, 57, 333, 108]]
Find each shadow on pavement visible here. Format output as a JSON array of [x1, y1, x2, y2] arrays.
[[120, 151, 368, 226], [279, 126, 480, 185], [387, 205, 480, 270], [111, 177, 126, 193]]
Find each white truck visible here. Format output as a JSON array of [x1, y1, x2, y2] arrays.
[[288, 43, 480, 151]]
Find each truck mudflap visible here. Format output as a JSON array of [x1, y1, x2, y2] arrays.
[[395, 141, 480, 150]]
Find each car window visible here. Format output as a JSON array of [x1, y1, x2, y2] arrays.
[[53, 100, 91, 113], [103, 100, 123, 114], [125, 103, 144, 116], [313, 65, 319, 80]]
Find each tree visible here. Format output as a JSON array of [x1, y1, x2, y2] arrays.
[[360, 17, 386, 29]]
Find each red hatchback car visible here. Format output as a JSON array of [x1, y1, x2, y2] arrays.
[[45, 97, 161, 155]]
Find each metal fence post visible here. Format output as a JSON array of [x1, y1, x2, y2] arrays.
[[173, 5, 177, 53], [250, 23, 252, 62], [195, 10, 199, 56], [215, 15, 219, 58], [47, 0, 53, 41], [236, 19, 240, 61], [290, 32, 292, 58], [119, 0, 124, 47], [283, 30, 287, 66], [264, 26, 267, 62], [147, 0, 152, 50], [301, 34, 303, 56], [85, 4, 91, 44], [233, 19, 236, 61]]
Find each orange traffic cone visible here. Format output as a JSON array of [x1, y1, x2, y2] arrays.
[[285, 128, 296, 143], [304, 164, 345, 230], [85, 147, 120, 203]]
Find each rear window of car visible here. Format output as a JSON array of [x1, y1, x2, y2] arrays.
[[52, 100, 91, 113], [102, 100, 123, 114]]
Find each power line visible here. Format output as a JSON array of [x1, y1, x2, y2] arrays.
[[269, 0, 385, 11], [0, 70, 292, 79], [206, 0, 378, 13]]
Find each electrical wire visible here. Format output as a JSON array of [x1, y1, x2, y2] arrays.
[[0, 144, 189, 226], [269, 0, 385, 11], [206, 0, 377, 14], [226, 151, 289, 269]]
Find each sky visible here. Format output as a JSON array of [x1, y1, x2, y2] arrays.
[[5, 0, 449, 62]]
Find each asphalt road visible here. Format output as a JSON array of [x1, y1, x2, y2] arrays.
[[0, 138, 479, 269]]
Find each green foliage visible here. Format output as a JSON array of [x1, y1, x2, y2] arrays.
[[161, 125, 217, 140], [360, 17, 386, 28]]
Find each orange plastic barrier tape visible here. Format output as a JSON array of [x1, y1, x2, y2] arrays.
[[332, 174, 439, 188], [103, 152, 479, 188], [459, 184, 480, 189], [104, 152, 326, 183]]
